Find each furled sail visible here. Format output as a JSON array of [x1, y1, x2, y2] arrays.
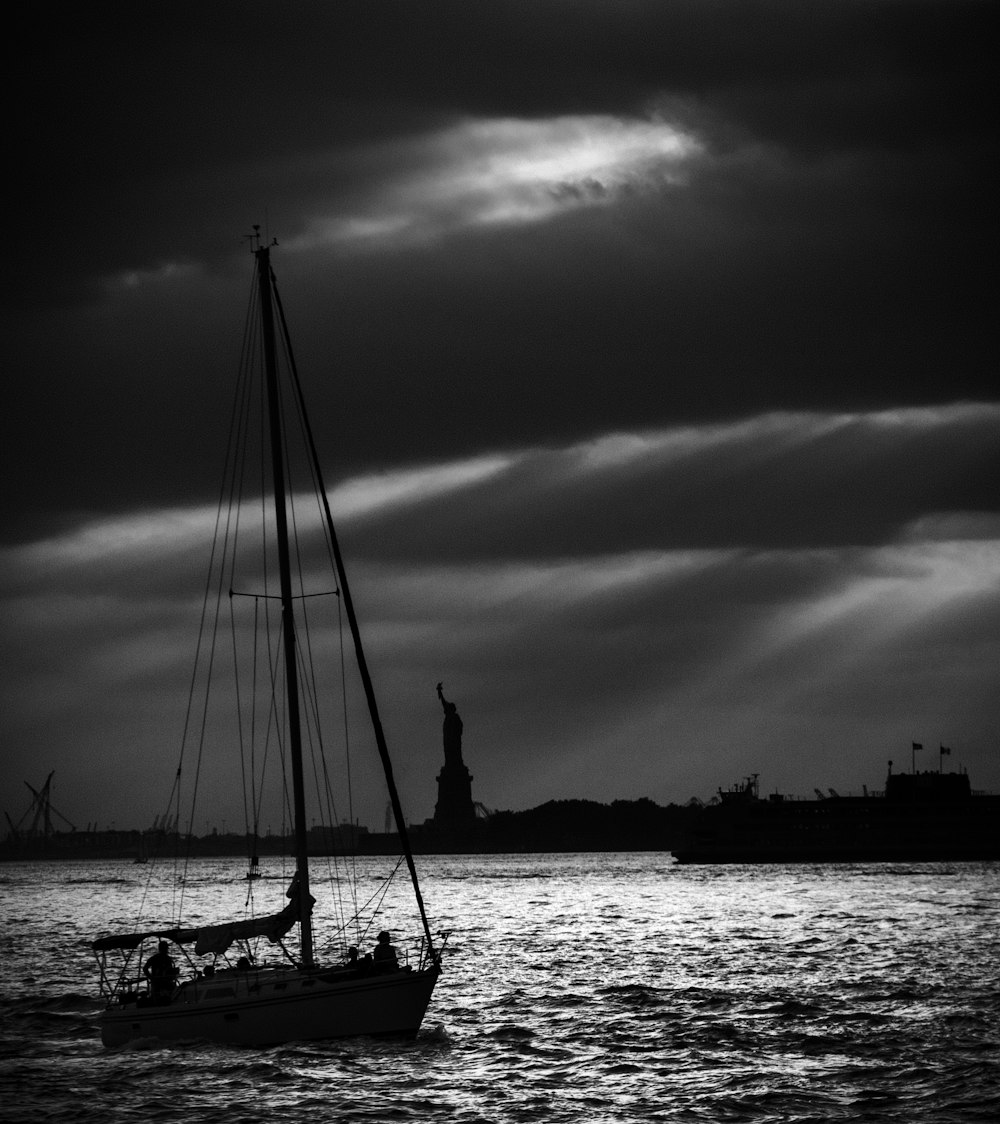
[[92, 884, 310, 955], [91, 908, 298, 956], [192, 909, 298, 955]]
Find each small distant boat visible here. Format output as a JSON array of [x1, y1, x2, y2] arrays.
[[91, 233, 442, 1046]]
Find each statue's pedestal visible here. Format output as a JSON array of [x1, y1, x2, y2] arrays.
[[433, 762, 476, 827]]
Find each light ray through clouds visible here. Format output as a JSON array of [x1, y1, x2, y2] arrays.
[[299, 114, 701, 249], [331, 454, 510, 517], [493, 532, 1000, 802], [1, 403, 996, 824]]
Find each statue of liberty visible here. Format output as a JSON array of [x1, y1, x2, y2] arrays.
[[432, 683, 475, 830], [436, 682, 464, 768]]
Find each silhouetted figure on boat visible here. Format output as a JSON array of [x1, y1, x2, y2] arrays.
[[373, 930, 398, 971], [144, 941, 177, 1000], [437, 682, 464, 769]]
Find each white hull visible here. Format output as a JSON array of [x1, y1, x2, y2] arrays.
[[100, 964, 439, 1047]]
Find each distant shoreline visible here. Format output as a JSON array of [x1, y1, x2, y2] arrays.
[[4, 788, 999, 864]]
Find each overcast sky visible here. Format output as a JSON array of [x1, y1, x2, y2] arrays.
[[4, 1, 997, 834]]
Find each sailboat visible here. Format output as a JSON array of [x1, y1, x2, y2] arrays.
[[91, 232, 442, 1047]]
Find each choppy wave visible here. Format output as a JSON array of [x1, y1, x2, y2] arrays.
[[1, 856, 998, 1123]]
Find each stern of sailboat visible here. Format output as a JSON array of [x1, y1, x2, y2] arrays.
[[99, 960, 440, 1047]]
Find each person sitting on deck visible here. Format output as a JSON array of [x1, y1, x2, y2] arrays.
[[372, 931, 398, 971], [144, 941, 177, 1000]]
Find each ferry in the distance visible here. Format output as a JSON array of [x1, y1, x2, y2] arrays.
[[672, 753, 999, 864]]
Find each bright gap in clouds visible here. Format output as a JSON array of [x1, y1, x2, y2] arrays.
[[5, 457, 511, 578], [304, 114, 701, 248], [329, 455, 510, 518], [99, 114, 699, 282]]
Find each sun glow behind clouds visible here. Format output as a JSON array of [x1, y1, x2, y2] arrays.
[[303, 114, 701, 248]]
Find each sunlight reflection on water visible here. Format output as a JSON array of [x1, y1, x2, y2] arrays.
[[1, 854, 998, 1123]]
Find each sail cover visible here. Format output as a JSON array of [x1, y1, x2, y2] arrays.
[[91, 908, 298, 955], [193, 911, 297, 954]]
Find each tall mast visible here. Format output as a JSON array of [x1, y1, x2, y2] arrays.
[[269, 278, 439, 964], [255, 242, 314, 967]]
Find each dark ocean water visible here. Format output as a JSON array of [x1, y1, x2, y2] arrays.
[[1, 854, 998, 1123]]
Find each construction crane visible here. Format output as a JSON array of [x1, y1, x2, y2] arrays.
[[6, 772, 77, 840]]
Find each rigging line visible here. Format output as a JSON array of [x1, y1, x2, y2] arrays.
[[251, 602, 276, 852], [187, 278, 263, 923], [343, 857, 405, 947], [230, 589, 338, 600], [289, 604, 352, 891], [335, 575, 361, 928], [292, 637, 354, 943], [224, 309, 273, 897], [252, 357, 278, 855], [184, 278, 259, 902], [132, 769, 183, 930], [274, 312, 356, 937], [307, 587, 363, 935], [231, 303, 264, 872], [230, 306, 295, 893], [355, 858, 405, 951], [266, 610, 297, 848], [273, 304, 357, 930], [247, 596, 264, 852], [231, 585, 252, 867], [174, 270, 258, 925], [261, 328, 300, 854], [284, 495, 344, 845], [270, 264, 438, 962], [293, 633, 352, 940], [277, 309, 360, 931], [245, 597, 261, 855]]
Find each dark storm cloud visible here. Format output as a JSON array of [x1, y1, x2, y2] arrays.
[[3, 3, 998, 825], [8, 162, 991, 548], [9, 1, 993, 302]]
